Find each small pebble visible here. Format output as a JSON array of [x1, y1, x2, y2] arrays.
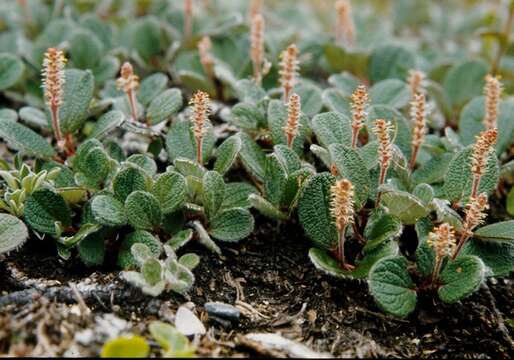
[[204, 301, 240, 321]]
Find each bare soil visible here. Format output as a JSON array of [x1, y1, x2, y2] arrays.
[[0, 216, 512, 358]]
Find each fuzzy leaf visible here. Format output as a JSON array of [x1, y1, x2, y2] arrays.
[[380, 186, 430, 225], [363, 211, 402, 252], [214, 135, 242, 174], [368, 45, 415, 83], [24, 189, 71, 235], [146, 88, 183, 125], [415, 239, 436, 278], [237, 132, 266, 181], [113, 166, 148, 202], [461, 239, 513, 277], [18, 107, 48, 129], [443, 146, 499, 203], [78, 232, 105, 267], [412, 153, 453, 185], [322, 88, 351, 116], [248, 193, 288, 220], [90, 110, 125, 139], [264, 153, 288, 206], [125, 191, 162, 230], [91, 195, 127, 226], [210, 208, 254, 242], [142, 258, 163, 285], [166, 229, 193, 251], [137, 73, 168, 106], [69, 28, 103, 69], [309, 241, 398, 280], [0, 53, 25, 90], [101, 336, 150, 358], [165, 120, 215, 164], [178, 253, 200, 270], [0, 118, 55, 159], [443, 60, 488, 109], [311, 112, 352, 148], [59, 69, 94, 134], [368, 256, 417, 318], [127, 154, 157, 177], [0, 214, 28, 254], [222, 182, 257, 209], [369, 79, 410, 108], [202, 171, 225, 220], [298, 173, 338, 250], [412, 183, 434, 206], [329, 143, 370, 209], [152, 171, 186, 214], [118, 230, 162, 269], [294, 82, 323, 117], [228, 102, 262, 130], [473, 220, 514, 242], [438, 255, 485, 303], [133, 17, 161, 61]]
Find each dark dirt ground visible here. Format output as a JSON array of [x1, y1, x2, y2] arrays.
[[0, 215, 513, 358]]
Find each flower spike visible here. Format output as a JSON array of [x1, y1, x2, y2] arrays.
[[283, 93, 301, 148], [279, 44, 299, 103], [407, 69, 426, 97], [350, 85, 369, 148], [330, 178, 355, 269], [190, 91, 211, 164], [42, 47, 66, 147], [427, 223, 456, 282], [409, 92, 427, 170], [335, 0, 355, 46], [250, 13, 265, 86], [470, 128, 497, 198], [483, 74, 502, 130], [372, 119, 393, 206], [198, 36, 215, 82], [116, 62, 140, 124]]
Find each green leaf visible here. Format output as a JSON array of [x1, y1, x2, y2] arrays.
[[24, 189, 71, 235], [235, 79, 267, 104], [329, 143, 371, 209], [59, 223, 101, 247], [248, 193, 288, 221], [221, 183, 257, 210], [210, 208, 254, 242], [149, 321, 195, 357], [438, 255, 485, 303], [328, 72, 359, 96], [294, 82, 323, 117], [113, 166, 148, 202], [0, 118, 55, 159], [309, 241, 398, 280], [191, 220, 221, 254], [369, 79, 410, 108], [132, 16, 161, 61], [380, 186, 430, 225], [473, 220, 514, 242], [461, 239, 513, 277], [137, 73, 168, 106], [118, 230, 162, 269], [146, 88, 183, 125], [322, 88, 351, 116], [368, 256, 417, 318], [142, 258, 163, 285], [78, 232, 105, 266], [324, 44, 369, 78], [152, 171, 187, 214], [174, 157, 206, 178], [267, 99, 308, 154], [363, 211, 402, 252], [202, 171, 225, 220], [412, 153, 453, 185], [507, 188, 514, 216], [101, 336, 150, 358], [368, 45, 415, 83], [125, 191, 162, 230], [237, 132, 266, 181], [18, 107, 48, 129], [59, 69, 95, 134], [264, 153, 288, 206], [415, 239, 436, 278], [298, 173, 338, 250], [0, 53, 25, 90], [443, 146, 499, 203], [412, 183, 434, 206], [166, 229, 193, 251], [69, 28, 103, 69], [90, 110, 125, 139], [165, 120, 215, 164], [214, 135, 242, 174], [127, 154, 157, 177], [0, 213, 28, 254], [79, 146, 111, 187], [443, 60, 488, 109], [311, 112, 352, 149], [178, 253, 200, 270], [91, 195, 127, 226], [228, 102, 263, 130]]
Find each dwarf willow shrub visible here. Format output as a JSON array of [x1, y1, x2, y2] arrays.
[[0, 0, 513, 315]]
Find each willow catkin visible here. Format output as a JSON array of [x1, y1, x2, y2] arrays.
[[279, 44, 299, 103], [335, 0, 355, 46], [190, 91, 211, 164], [116, 62, 139, 123], [409, 92, 427, 169], [250, 13, 265, 85], [483, 74, 502, 130], [42, 47, 67, 143], [470, 128, 497, 197], [282, 93, 301, 148], [350, 85, 369, 148]]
